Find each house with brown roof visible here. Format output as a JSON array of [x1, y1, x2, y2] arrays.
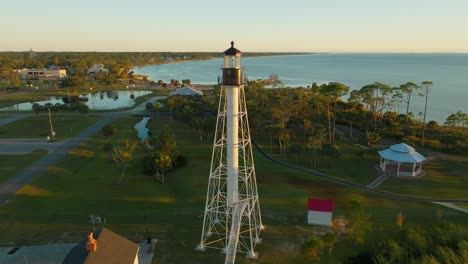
[[63, 228, 139, 264]]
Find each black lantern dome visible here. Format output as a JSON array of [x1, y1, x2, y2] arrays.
[[222, 41, 242, 86]]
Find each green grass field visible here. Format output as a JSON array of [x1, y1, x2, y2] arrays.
[[253, 136, 379, 185], [0, 149, 48, 184], [377, 158, 468, 199], [0, 114, 102, 140], [0, 115, 465, 264]]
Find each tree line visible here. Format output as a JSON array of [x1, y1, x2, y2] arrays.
[[158, 80, 466, 159]]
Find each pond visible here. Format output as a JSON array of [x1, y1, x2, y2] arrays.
[[0, 90, 153, 111], [134, 117, 150, 141]]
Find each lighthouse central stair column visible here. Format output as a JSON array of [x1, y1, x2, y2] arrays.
[[226, 85, 239, 207]]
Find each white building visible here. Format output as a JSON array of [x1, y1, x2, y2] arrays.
[[16, 68, 67, 80], [169, 86, 203, 96], [307, 198, 334, 226], [88, 63, 109, 75], [378, 143, 426, 177]]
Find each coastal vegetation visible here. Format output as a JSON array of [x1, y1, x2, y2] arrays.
[[0, 114, 465, 263]]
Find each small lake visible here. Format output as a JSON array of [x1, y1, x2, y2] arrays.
[[0, 90, 153, 111], [134, 117, 150, 141]]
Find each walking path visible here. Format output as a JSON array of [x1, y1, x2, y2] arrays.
[[251, 140, 468, 205], [366, 173, 390, 189], [432, 202, 468, 213]]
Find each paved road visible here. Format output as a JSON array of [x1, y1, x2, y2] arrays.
[[0, 114, 28, 126], [0, 115, 116, 205], [0, 139, 64, 155], [0, 96, 166, 206]]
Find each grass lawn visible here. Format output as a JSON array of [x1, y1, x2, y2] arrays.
[[377, 158, 468, 200], [0, 114, 102, 140], [0, 115, 10, 119], [0, 149, 48, 184], [0, 116, 466, 264], [253, 136, 378, 185]]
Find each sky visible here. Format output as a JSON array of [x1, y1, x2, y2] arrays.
[[1, 0, 468, 52]]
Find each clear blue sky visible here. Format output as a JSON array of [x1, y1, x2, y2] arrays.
[[2, 0, 468, 52]]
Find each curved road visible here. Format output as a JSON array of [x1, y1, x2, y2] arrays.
[[251, 140, 468, 204]]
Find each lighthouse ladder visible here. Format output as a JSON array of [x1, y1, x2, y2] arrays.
[[224, 201, 248, 264]]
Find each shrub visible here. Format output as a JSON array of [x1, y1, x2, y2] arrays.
[[103, 141, 113, 151], [101, 124, 116, 138], [173, 154, 188, 168]]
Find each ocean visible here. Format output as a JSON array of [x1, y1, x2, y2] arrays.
[[133, 53, 468, 123]]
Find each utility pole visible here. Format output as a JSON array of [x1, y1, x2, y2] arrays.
[[48, 107, 55, 141]]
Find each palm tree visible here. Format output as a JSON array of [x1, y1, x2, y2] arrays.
[[113, 140, 137, 185], [322, 232, 338, 256], [306, 127, 326, 168], [420, 81, 433, 147], [319, 82, 349, 143], [155, 102, 162, 120], [154, 152, 172, 184]]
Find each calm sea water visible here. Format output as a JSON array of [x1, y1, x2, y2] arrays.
[[134, 54, 468, 123]]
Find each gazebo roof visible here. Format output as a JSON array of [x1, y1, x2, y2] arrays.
[[168, 86, 203, 96], [390, 143, 415, 153], [378, 143, 426, 163]]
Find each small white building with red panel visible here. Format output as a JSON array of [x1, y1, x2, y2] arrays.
[[307, 198, 334, 226]]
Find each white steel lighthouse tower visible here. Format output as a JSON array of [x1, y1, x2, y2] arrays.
[[196, 42, 263, 263]]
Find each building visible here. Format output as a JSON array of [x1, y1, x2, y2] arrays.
[[378, 143, 426, 177], [63, 228, 139, 264], [307, 198, 334, 226], [16, 68, 67, 80], [168, 86, 203, 96], [88, 63, 109, 75]]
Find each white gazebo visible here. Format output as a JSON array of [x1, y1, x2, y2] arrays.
[[168, 86, 203, 96], [378, 143, 426, 177]]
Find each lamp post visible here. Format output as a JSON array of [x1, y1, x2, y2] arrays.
[[48, 107, 55, 141]]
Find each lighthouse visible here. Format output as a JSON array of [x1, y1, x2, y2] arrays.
[[196, 42, 263, 263]]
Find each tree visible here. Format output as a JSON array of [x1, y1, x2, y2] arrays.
[[154, 152, 172, 184], [349, 82, 392, 130], [396, 212, 404, 230], [154, 102, 162, 120], [145, 102, 154, 112], [156, 125, 177, 158], [319, 82, 349, 143], [366, 132, 381, 146], [101, 124, 116, 138], [303, 235, 323, 262], [322, 232, 338, 256], [303, 119, 311, 137], [306, 127, 326, 168], [277, 129, 291, 156], [398, 82, 420, 128], [167, 97, 175, 120], [345, 198, 372, 244], [112, 140, 137, 185], [420, 81, 433, 147], [61, 75, 85, 92], [77, 102, 89, 116]]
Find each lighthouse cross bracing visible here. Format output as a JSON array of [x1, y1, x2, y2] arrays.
[[196, 42, 263, 262]]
